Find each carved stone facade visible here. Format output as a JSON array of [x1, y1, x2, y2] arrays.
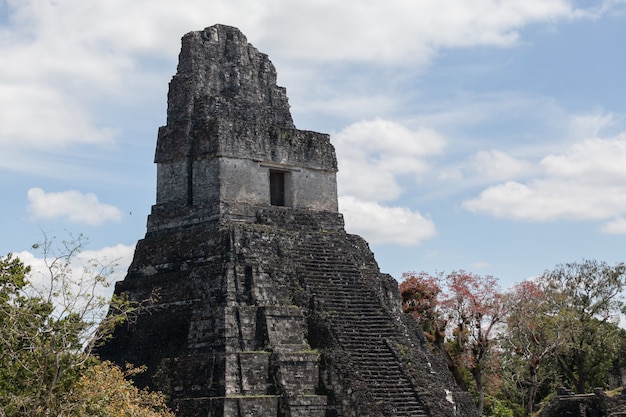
[[98, 24, 479, 417], [151, 24, 337, 233]]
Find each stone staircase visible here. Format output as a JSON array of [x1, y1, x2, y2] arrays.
[[100, 211, 477, 417], [295, 233, 428, 417]]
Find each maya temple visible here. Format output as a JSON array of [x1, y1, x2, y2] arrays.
[[97, 24, 480, 417]]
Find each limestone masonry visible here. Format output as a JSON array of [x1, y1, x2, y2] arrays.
[[97, 24, 479, 417]]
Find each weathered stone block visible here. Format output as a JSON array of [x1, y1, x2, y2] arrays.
[[285, 395, 328, 417], [224, 396, 279, 417], [274, 352, 321, 395], [259, 306, 308, 350], [238, 352, 273, 395]]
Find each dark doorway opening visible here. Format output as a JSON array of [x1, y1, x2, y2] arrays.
[[270, 170, 286, 206]]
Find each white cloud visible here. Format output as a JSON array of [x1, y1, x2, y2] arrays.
[[0, 0, 601, 156], [259, 0, 583, 64], [472, 149, 534, 182], [2, 0, 591, 66], [27, 188, 122, 225], [340, 196, 437, 246], [16, 243, 134, 288], [601, 217, 626, 235], [334, 119, 443, 246], [335, 118, 446, 201], [463, 178, 626, 221], [541, 136, 626, 184], [79, 244, 136, 277], [462, 134, 626, 231]]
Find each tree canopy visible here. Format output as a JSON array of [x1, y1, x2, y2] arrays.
[[539, 260, 626, 394], [400, 259, 626, 417], [0, 235, 171, 417], [401, 270, 505, 415]]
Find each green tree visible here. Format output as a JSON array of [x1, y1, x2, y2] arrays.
[[539, 260, 626, 394], [502, 280, 562, 413], [0, 253, 32, 402], [0, 234, 165, 417]]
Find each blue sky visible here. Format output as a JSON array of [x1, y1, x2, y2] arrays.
[[2, 0, 626, 291]]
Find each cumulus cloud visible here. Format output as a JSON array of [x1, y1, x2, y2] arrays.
[[259, 0, 585, 63], [540, 136, 626, 184], [3, 0, 622, 246], [335, 118, 446, 201], [340, 196, 437, 246], [0, 0, 604, 155], [27, 188, 122, 225], [333, 118, 445, 246], [462, 134, 626, 232], [4, 0, 586, 65]]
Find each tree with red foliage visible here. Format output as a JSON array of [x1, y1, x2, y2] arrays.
[[399, 272, 467, 389], [439, 271, 506, 415], [399, 270, 506, 411], [399, 271, 442, 334]]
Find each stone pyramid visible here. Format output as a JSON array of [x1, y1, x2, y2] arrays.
[[98, 24, 479, 417]]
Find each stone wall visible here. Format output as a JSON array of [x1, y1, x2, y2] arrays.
[[537, 389, 626, 417]]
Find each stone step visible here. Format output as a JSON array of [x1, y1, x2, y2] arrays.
[[295, 234, 428, 416]]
